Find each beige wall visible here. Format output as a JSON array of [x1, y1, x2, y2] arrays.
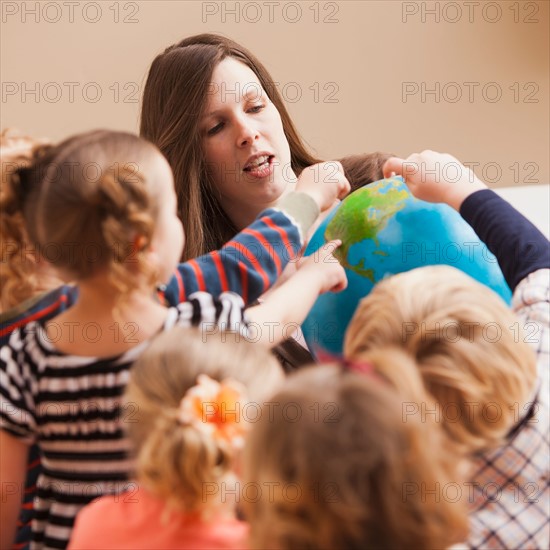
[[2, 0, 548, 187]]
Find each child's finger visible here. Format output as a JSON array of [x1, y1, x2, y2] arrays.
[[325, 239, 342, 250], [337, 176, 351, 199], [319, 240, 343, 262], [383, 157, 405, 178]]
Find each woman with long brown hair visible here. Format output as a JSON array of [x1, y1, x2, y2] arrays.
[[140, 33, 390, 367]]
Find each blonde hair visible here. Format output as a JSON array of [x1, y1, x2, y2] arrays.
[[244, 362, 468, 550], [124, 327, 283, 514], [0, 129, 55, 310], [9, 129, 164, 310], [345, 265, 537, 454]]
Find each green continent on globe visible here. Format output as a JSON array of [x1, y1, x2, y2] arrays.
[[325, 178, 408, 282]]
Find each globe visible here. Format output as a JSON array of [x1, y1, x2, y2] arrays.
[[302, 176, 512, 358]]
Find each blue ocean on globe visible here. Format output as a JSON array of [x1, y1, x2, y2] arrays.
[[302, 176, 512, 358]]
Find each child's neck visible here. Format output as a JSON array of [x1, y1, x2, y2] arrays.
[[45, 273, 169, 357]]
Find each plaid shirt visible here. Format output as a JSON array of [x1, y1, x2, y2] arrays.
[[468, 269, 550, 549]]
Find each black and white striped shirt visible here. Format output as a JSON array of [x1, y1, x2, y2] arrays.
[[0, 292, 248, 550]]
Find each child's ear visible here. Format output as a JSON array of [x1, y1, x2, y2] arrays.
[[128, 234, 157, 273], [132, 234, 156, 265], [133, 234, 148, 253]]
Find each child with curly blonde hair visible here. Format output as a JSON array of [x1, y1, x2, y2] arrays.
[[1, 128, 68, 550], [0, 128, 63, 312], [69, 327, 284, 549], [346, 151, 549, 549]]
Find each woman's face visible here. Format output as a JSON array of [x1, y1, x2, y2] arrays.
[[201, 57, 296, 217]]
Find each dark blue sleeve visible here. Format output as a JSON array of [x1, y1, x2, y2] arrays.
[[459, 189, 550, 291]]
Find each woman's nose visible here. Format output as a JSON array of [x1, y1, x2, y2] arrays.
[[236, 116, 259, 147]]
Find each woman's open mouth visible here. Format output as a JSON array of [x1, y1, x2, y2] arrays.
[[243, 154, 275, 178]]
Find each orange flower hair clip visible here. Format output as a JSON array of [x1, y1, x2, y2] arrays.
[[178, 374, 250, 448]]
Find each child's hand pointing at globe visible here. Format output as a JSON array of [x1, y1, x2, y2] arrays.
[[296, 161, 351, 212], [383, 150, 487, 211]]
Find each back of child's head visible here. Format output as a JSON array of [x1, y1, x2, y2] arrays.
[[6, 129, 166, 305], [243, 360, 468, 550], [345, 265, 537, 454], [124, 327, 283, 515], [338, 151, 395, 192], [1, 128, 55, 310]]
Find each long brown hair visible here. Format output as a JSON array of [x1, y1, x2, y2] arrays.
[[140, 34, 391, 259], [140, 33, 319, 260]]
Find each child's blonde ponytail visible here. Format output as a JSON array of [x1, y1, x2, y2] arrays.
[[135, 404, 231, 512], [124, 327, 283, 516]]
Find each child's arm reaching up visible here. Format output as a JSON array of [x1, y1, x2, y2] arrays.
[[383, 150, 550, 291], [245, 241, 347, 347]]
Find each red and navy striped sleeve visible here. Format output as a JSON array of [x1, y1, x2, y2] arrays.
[[0, 286, 77, 346], [164, 205, 311, 307]]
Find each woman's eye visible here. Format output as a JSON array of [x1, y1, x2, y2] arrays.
[[207, 122, 224, 136], [248, 104, 265, 113]]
